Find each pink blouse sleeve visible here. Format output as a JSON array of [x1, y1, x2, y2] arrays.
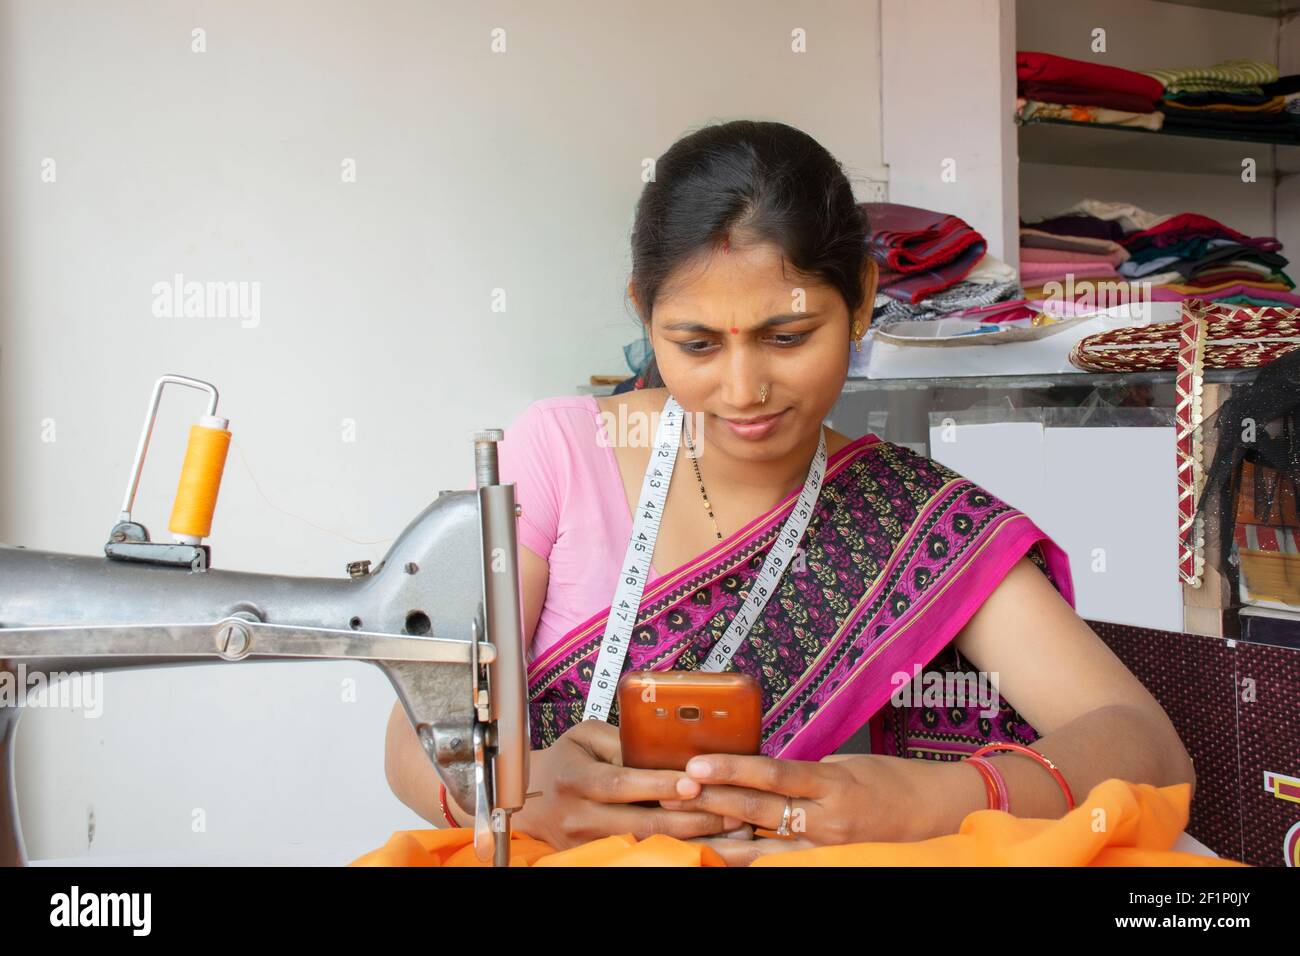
[[487, 401, 562, 561]]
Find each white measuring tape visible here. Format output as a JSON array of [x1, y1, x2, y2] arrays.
[[581, 394, 827, 722]]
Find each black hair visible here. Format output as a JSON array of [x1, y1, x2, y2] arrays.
[[626, 120, 871, 389]]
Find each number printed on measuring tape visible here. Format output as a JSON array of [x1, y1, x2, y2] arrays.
[[699, 421, 825, 674], [581, 395, 828, 720], [581, 400, 684, 721]]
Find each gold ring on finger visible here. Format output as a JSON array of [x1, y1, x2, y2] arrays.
[[776, 796, 794, 836]]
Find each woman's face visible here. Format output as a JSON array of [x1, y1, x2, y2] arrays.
[[643, 239, 875, 463]]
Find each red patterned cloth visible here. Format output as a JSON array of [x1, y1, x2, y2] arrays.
[[1121, 213, 1281, 253], [862, 202, 987, 304], [864, 202, 985, 273], [1069, 299, 1300, 372]]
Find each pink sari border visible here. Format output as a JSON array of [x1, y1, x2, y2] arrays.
[[768, 477, 974, 712], [526, 430, 882, 682], [772, 513, 1075, 761]]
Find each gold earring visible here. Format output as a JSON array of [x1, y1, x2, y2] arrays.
[[759, 383, 769, 405], [853, 319, 864, 352]]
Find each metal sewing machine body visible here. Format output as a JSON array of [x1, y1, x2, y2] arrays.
[[0, 375, 529, 866]]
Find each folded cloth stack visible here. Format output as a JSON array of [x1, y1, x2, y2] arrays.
[[1269, 74, 1300, 116], [1020, 199, 1300, 308], [863, 201, 987, 303], [871, 275, 1027, 324], [1015, 51, 1300, 141], [1016, 51, 1166, 129], [1145, 58, 1300, 141], [861, 202, 1027, 324], [1017, 97, 1163, 131], [1017, 50, 1164, 111], [1019, 199, 1136, 293]]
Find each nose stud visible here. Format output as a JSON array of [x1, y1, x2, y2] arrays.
[[759, 384, 769, 405]]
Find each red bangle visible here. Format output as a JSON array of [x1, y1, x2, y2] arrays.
[[970, 742, 1076, 810], [438, 781, 462, 828], [965, 756, 999, 810], [966, 755, 1010, 811]]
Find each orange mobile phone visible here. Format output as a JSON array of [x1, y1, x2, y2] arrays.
[[617, 670, 761, 771]]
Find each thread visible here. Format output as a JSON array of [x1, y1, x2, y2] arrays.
[[169, 421, 231, 539], [227, 439, 394, 548]]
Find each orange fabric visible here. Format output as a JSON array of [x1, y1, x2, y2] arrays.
[[349, 829, 727, 867], [349, 778, 1246, 867]]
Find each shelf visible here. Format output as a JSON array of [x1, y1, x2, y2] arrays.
[[842, 367, 1261, 392], [1018, 117, 1300, 176], [1152, 0, 1300, 17], [1021, 116, 1300, 150], [584, 367, 1265, 397]]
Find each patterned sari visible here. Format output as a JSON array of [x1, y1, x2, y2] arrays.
[[526, 433, 1075, 763]]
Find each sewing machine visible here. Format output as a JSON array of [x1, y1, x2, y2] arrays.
[[0, 375, 529, 866]]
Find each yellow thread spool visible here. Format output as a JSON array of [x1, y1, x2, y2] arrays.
[[168, 414, 231, 541]]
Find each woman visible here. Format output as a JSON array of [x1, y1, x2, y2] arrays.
[[385, 120, 1195, 866]]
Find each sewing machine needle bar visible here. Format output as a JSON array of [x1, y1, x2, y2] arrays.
[[0, 621, 496, 665]]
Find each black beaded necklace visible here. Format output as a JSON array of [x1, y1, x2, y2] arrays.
[[682, 417, 723, 541]]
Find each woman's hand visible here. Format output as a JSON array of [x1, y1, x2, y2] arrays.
[[661, 752, 984, 848], [510, 720, 746, 851]]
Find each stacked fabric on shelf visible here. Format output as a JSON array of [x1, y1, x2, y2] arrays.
[[1016, 97, 1163, 130], [871, 272, 1032, 325], [1019, 199, 1300, 308], [860, 202, 1028, 325], [1265, 74, 1300, 117], [862, 202, 986, 302], [1145, 58, 1300, 141], [1016, 51, 1165, 129], [1120, 214, 1291, 301], [1016, 51, 1164, 111], [1019, 199, 1140, 294], [1015, 51, 1300, 141]]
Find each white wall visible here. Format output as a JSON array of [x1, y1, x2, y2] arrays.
[[881, 0, 1020, 264], [0, 0, 883, 860], [1017, 0, 1279, 66]]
